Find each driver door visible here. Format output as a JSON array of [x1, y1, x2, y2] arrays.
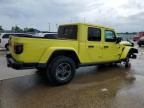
[[102, 30, 120, 62]]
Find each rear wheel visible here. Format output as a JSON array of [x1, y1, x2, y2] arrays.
[[46, 56, 76, 85]]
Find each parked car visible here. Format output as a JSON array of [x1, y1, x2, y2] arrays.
[[0, 33, 32, 49], [133, 32, 144, 41], [137, 37, 144, 47], [7, 23, 138, 85], [34, 32, 57, 39]]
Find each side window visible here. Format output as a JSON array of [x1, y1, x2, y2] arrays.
[[105, 30, 116, 42], [44, 34, 57, 39], [2, 34, 10, 38], [44, 34, 54, 38], [16, 34, 32, 37], [88, 27, 101, 41]]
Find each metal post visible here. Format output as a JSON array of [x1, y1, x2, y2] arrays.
[[48, 23, 51, 32]]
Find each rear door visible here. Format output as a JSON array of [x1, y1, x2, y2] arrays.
[[102, 30, 120, 61], [86, 27, 103, 63]]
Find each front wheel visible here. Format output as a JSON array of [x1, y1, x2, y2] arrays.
[[47, 56, 76, 85], [125, 56, 131, 68]]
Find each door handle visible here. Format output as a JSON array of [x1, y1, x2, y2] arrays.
[[104, 46, 109, 48], [88, 45, 94, 48]]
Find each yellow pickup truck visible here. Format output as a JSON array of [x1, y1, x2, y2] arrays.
[[7, 23, 138, 85]]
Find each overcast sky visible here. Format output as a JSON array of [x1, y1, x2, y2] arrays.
[[0, 0, 144, 32]]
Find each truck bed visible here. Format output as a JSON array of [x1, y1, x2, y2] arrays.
[[9, 36, 79, 63]]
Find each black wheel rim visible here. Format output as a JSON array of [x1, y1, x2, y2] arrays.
[[56, 63, 72, 81]]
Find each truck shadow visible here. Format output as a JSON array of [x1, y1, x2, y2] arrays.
[[1, 64, 137, 108], [1, 64, 134, 95]]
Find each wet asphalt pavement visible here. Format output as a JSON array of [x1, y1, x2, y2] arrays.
[[0, 47, 144, 108]]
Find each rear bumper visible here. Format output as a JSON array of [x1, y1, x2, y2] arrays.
[[6, 54, 46, 70]]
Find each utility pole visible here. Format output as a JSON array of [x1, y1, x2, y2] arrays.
[[48, 23, 51, 32], [56, 24, 58, 30]]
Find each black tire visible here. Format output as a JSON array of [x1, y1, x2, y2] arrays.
[[125, 56, 131, 68], [46, 56, 76, 85]]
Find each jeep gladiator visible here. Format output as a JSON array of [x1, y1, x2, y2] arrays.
[[7, 23, 138, 85]]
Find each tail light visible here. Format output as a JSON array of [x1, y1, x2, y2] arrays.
[[14, 43, 23, 54]]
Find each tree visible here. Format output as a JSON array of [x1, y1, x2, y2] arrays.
[[24, 27, 39, 33], [125, 32, 129, 34], [11, 25, 23, 32], [0, 25, 4, 32]]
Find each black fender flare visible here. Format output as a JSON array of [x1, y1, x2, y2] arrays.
[[127, 48, 138, 59]]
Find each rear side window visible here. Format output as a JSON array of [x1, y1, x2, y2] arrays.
[[88, 27, 101, 41], [58, 25, 77, 39], [105, 30, 116, 42]]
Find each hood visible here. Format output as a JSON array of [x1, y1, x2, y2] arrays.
[[120, 41, 133, 46]]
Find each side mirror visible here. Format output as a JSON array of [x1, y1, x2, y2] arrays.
[[116, 37, 122, 43]]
